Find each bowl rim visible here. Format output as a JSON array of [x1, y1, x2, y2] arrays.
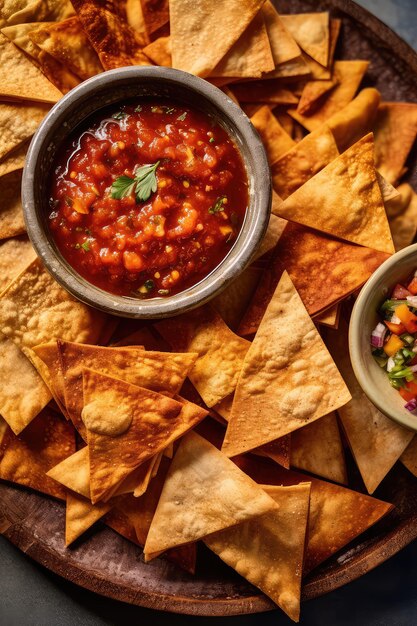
[[349, 243, 417, 432], [22, 65, 271, 319]]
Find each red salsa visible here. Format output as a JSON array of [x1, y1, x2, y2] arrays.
[[48, 101, 248, 297]]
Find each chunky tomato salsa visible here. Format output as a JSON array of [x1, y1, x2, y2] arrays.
[[48, 101, 248, 297]]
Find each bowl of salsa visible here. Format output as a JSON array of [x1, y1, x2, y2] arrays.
[[22, 66, 271, 318], [349, 243, 417, 432]]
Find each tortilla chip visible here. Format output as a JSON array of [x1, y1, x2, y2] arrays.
[[263, 53, 310, 80], [71, 0, 149, 70], [231, 81, 298, 105], [32, 341, 67, 412], [38, 49, 81, 93], [253, 435, 291, 470], [328, 18, 341, 64], [389, 188, 417, 251], [273, 134, 394, 254], [29, 16, 103, 80], [401, 437, 417, 477], [291, 412, 347, 484], [222, 272, 351, 457], [325, 319, 414, 493], [105, 506, 141, 546], [1, 21, 46, 61], [58, 341, 196, 436], [255, 209, 287, 259], [144, 431, 279, 559], [0, 100, 49, 161], [377, 171, 400, 204], [314, 304, 340, 329], [0, 139, 28, 177], [210, 267, 262, 334], [65, 491, 111, 546], [0, 169, 26, 239], [169, 0, 265, 77], [373, 102, 417, 184], [0, 235, 35, 293], [261, 1, 300, 65], [113, 326, 167, 351], [155, 305, 250, 407], [0, 32, 61, 102], [235, 455, 393, 573], [297, 79, 337, 115], [281, 13, 329, 67], [0, 407, 75, 499], [271, 124, 339, 199], [250, 105, 295, 164], [0, 259, 108, 370], [143, 35, 171, 66], [140, 0, 169, 37], [83, 370, 207, 503], [0, 0, 74, 27], [211, 11, 275, 79], [204, 483, 311, 622], [0, 332, 51, 434], [290, 61, 369, 132], [385, 182, 413, 219], [126, 0, 147, 36]]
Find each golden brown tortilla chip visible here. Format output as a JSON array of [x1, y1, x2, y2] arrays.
[[325, 318, 414, 494], [126, 0, 147, 37], [0, 332, 51, 434], [291, 412, 347, 484], [0, 407, 75, 499], [1, 21, 50, 62], [222, 272, 351, 457], [169, 0, 265, 77], [0, 139, 28, 177], [255, 208, 287, 260], [0, 235, 35, 293], [32, 341, 67, 413], [271, 124, 339, 199], [263, 53, 310, 79], [0, 0, 74, 27], [205, 483, 311, 622], [66, 491, 111, 546], [38, 49, 81, 93], [250, 105, 295, 164], [71, 0, 149, 70], [290, 61, 369, 132], [58, 341, 196, 436], [377, 171, 400, 204], [261, 1, 300, 65], [211, 266, 264, 333], [314, 304, 340, 329], [297, 79, 337, 115], [211, 11, 275, 79], [385, 182, 414, 219], [143, 35, 171, 66], [144, 431, 279, 559], [389, 188, 417, 251], [238, 223, 390, 335], [253, 435, 291, 470], [273, 134, 394, 254], [0, 169, 25, 239], [401, 437, 417, 477], [0, 101, 49, 161], [230, 80, 298, 105], [83, 370, 207, 503], [140, 0, 169, 37], [373, 102, 417, 184], [0, 32, 61, 102], [281, 13, 329, 67], [235, 455, 394, 574], [155, 305, 250, 407], [29, 16, 103, 80]]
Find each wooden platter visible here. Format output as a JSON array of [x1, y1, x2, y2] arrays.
[[1, 0, 417, 616]]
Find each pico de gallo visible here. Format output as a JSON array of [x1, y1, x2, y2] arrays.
[[48, 100, 248, 298], [372, 271, 417, 411]]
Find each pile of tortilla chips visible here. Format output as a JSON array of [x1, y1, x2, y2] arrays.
[[1, 1, 417, 622]]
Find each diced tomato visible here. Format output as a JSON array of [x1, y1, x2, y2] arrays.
[[408, 277, 417, 295], [392, 283, 411, 299], [395, 303, 417, 333], [400, 381, 417, 401], [385, 320, 406, 335]]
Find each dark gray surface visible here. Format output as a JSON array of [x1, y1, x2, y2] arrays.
[[2, 1, 417, 625]]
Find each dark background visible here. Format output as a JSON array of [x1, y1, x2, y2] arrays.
[[2, 1, 417, 625]]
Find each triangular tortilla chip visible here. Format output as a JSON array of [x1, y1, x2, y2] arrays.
[[385, 182, 414, 219], [1, 21, 48, 62], [314, 304, 340, 329], [0, 0, 74, 27], [281, 13, 329, 67], [250, 105, 295, 165], [262, 1, 300, 65], [230, 80, 299, 104], [65, 491, 111, 546], [273, 134, 395, 254], [271, 124, 339, 199], [401, 436, 417, 477], [29, 16, 103, 80], [290, 61, 369, 132], [373, 102, 417, 184], [0, 32, 61, 102], [38, 48, 81, 93], [139, 0, 169, 37], [255, 208, 287, 260], [325, 318, 414, 494], [0, 235, 35, 293], [253, 435, 291, 470], [0, 408, 75, 499], [204, 483, 311, 622], [291, 412, 347, 484], [211, 266, 265, 332], [222, 272, 351, 457], [58, 341, 196, 436], [32, 341, 67, 414], [143, 35, 171, 66], [377, 171, 400, 204], [0, 101, 49, 161], [83, 370, 207, 503], [71, 0, 148, 70], [297, 79, 338, 115], [155, 305, 250, 407], [389, 188, 417, 251], [143, 431, 279, 559], [169, 0, 265, 77], [0, 139, 28, 177], [238, 223, 390, 335], [235, 455, 394, 573], [0, 169, 25, 239]]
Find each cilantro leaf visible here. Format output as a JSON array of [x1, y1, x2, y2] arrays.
[[111, 162, 160, 203], [177, 111, 187, 121], [81, 241, 90, 252], [111, 175, 136, 200], [208, 196, 227, 214]]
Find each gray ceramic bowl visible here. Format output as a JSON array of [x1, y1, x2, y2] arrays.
[[349, 243, 417, 432], [22, 66, 271, 319]]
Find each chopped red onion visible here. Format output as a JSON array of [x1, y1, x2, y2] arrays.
[[391, 313, 401, 324], [405, 398, 417, 412], [371, 322, 387, 348], [406, 296, 417, 307]]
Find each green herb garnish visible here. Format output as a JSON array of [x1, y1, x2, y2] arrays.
[[112, 111, 127, 120], [111, 161, 160, 203], [134, 105, 142, 112], [81, 241, 90, 252], [209, 196, 227, 214], [177, 111, 187, 121], [209, 137, 215, 143]]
